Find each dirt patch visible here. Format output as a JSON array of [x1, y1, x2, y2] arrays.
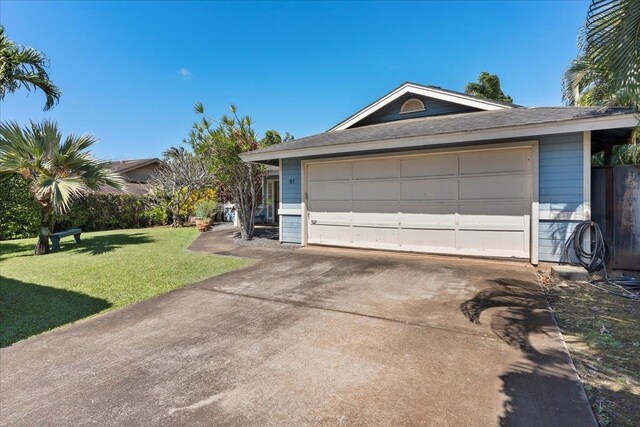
[[544, 278, 640, 426]]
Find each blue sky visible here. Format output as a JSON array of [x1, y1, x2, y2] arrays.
[[1, 1, 589, 160]]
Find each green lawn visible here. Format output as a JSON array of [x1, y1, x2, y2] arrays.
[[0, 227, 251, 347]]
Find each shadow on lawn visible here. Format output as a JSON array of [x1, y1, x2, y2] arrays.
[[0, 276, 111, 347], [461, 278, 595, 426], [60, 232, 155, 256]]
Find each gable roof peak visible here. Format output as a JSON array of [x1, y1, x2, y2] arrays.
[[328, 81, 520, 132]]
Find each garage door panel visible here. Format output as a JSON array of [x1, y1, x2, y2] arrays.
[[459, 175, 530, 201], [309, 182, 350, 201], [401, 155, 456, 178], [308, 200, 351, 213], [400, 228, 456, 249], [401, 203, 457, 227], [353, 226, 399, 246], [353, 181, 397, 201], [309, 223, 350, 243], [459, 149, 530, 175], [352, 211, 398, 226], [459, 230, 525, 252], [401, 179, 457, 201], [458, 202, 528, 228], [308, 163, 350, 182], [352, 159, 397, 180]]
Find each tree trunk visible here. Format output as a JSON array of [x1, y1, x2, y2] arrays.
[[171, 209, 182, 227], [34, 206, 53, 255]]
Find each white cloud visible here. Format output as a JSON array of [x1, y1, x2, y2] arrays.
[[178, 68, 192, 80]]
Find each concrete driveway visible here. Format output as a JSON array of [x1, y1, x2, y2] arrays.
[[1, 228, 595, 426]]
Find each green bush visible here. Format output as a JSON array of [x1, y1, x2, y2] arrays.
[[0, 174, 170, 240], [143, 206, 169, 226], [0, 175, 40, 240], [193, 199, 219, 219]]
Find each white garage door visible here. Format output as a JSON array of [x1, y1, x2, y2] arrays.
[[306, 147, 532, 259]]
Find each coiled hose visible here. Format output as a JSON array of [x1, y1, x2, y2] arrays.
[[560, 220, 640, 300]]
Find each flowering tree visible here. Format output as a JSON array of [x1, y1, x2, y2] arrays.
[[148, 147, 215, 227], [187, 103, 287, 239]]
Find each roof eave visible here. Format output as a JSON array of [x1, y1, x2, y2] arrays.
[[241, 113, 638, 163]]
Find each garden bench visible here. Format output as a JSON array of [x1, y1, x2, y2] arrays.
[[50, 228, 82, 251]]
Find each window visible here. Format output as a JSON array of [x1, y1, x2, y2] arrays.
[[400, 98, 426, 114]]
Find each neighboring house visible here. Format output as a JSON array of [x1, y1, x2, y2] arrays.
[[101, 158, 161, 196], [241, 82, 638, 264]]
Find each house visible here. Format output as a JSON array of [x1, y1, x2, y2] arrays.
[[101, 158, 161, 196], [241, 82, 638, 264]]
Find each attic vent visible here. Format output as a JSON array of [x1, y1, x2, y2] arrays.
[[400, 98, 426, 114]]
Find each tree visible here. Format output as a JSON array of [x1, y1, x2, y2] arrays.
[[0, 25, 61, 111], [147, 146, 215, 227], [261, 129, 294, 148], [566, 0, 640, 101], [187, 103, 270, 240], [562, 0, 640, 164], [0, 120, 124, 254], [464, 72, 513, 103]]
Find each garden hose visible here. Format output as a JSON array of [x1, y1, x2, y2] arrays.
[[560, 220, 640, 301]]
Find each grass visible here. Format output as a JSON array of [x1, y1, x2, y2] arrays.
[[0, 227, 251, 347], [545, 280, 640, 427]]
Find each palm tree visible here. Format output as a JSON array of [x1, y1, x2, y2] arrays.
[[0, 121, 124, 254], [563, 0, 640, 164], [464, 72, 513, 103], [0, 25, 61, 111]]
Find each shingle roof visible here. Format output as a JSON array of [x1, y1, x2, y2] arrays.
[[244, 107, 636, 159], [107, 158, 159, 173]]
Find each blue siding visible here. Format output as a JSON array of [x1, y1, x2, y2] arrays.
[[538, 221, 580, 262], [280, 158, 302, 243], [538, 133, 584, 262], [352, 93, 478, 127], [281, 215, 302, 243]]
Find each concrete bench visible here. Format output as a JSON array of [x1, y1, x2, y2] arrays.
[[50, 228, 82, 251]]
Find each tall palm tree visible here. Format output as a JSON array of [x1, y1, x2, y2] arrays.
[[0, 121, 124, 254], [464, 71, 513, 103], [0, 25, 61, 111], [563, 0, 640, 164]]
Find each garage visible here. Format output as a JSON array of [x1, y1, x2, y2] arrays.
[[304, 145, 535, 259]]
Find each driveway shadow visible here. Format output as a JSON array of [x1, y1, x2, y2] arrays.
[[0, 277, 111, 347], [461, 278, 596, 426]]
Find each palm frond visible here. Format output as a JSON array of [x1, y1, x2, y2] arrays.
[[583, 0, 640, 95]]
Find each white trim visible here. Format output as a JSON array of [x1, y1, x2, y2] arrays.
[[278, 159, 283, 242], [241, 114, 638, 162], [582, 131, 592, 257], [329, 83, 511, 131], [302, 141, 539, 263], [583, 131, 592, 221], [278, 208, 302, 215], [531, 141, 539, 266], [301, 161, 308, 246]]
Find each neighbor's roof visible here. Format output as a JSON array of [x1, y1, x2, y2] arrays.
[[242, 107, 637, 162], [107, 158, 160, 173]]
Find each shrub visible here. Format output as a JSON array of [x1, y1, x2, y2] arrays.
[[143, 206, 169, 226], [55, 193, 147, 232], [0, 174, 40, 240], [0, 175, 171, 240], [193, 200, 219, 219]]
